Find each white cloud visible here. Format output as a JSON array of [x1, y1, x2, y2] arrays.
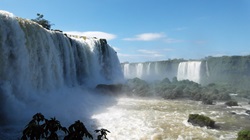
[[163, 48, 174, 51], [137, 49, 163, 56], [123, 32, 183, 44], [164, 38, 184, 43], [123, 33, 166, 41], [64, 31, 116, 40], [118, 48, 176, 62], [137, 49, 165, 58], [117, 52, 166, 63]]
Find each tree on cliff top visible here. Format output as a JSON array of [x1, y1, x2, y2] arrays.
[[31, 13, 53, 30]]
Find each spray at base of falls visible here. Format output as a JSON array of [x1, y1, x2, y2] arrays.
[[0, 10, 124, 129]]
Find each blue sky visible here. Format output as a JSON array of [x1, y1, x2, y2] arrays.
[[1, 0, 250, 63]]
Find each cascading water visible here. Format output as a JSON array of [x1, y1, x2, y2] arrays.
[[121, 61, 179, 81], [0, 11, 123, 90], [123, 63, 129, 78], [177, 61, 202, 83], [146, 62, 151, 76], [0, 10, 123, 138], [136, 63, 144, 78], [206, 61, 210, 77]]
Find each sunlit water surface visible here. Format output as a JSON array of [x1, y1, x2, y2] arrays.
[[92, 97, 250, 140]]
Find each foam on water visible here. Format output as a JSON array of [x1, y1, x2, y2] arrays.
[[92, 97, 250, 140]]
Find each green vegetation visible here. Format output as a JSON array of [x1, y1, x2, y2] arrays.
[[21, 113, 69, 140], [121, 77, 234, 103], [125, 78, 151, 97], [21, 113, 110, 140], [31, 13, 53, 30], [204, 55, 250, 90], [188, 114, 215, 128], [64, 120, 93, 140], [237, 129, 250, 140]]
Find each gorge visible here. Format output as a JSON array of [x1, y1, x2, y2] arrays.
[[1, 10, 250, 140]]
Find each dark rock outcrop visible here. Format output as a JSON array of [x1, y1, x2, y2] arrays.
[[225, 100, 238, 106], [246, 110, 250, 115], [96, 84, 123, 95], [188, 114, 215, 128]]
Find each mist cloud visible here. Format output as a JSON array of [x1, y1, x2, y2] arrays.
[[65, 31, 117, 40], [123, 33, 166, 41]]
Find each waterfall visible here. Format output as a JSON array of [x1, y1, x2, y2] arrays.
[[122, 63, 149, 80], [154, 62, 159, 75], [177, 61, 201, 83], [123, 63, 131, 78], [121, 61, 180, 81], [0, 11, 123, 89], [206, 61, 210, 77], [146, 63, 151, 76], [136, 63, 144, 78], [0, 11, 123, 123]]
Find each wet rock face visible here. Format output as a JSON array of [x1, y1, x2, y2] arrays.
[[95, 84, 123, 94], [225, 100, 238, 107], [188, 114, 215, 128], [246, 110, 250, 115]]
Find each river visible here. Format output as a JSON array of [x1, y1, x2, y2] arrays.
[[92, 97, 250, 140]]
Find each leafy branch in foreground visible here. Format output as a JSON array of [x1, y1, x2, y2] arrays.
[[21, 113, 93, 140], [21, 113, 46, 140], [95, 128, 110, 140], [64, 120, 93, 140]]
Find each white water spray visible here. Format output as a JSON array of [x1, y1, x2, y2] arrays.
[[0, 10, 123, 136], [92, 97, 244, 140]]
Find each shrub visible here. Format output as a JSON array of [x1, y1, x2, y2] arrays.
[[31, 13, 53, 30], [21, 113, 93, 140], [64, 120, 93, 140], [21, 113, 68, 140], [237, 129, 250, 140], [126, 78, 150, 96]]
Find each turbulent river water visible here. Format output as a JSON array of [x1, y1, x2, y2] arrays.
[[92, 97, 250, 140]]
